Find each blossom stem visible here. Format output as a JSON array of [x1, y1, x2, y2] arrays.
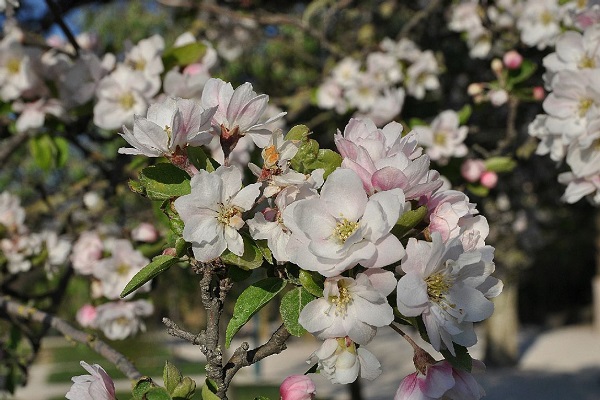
[[389, 323, 421, 352]]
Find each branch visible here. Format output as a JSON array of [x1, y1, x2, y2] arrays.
[[162, 317, 207, 346], [398, 0, 443, 39], [44, 0, 80, 56], [494, 96, 520, 156], [223, 323, 291, 387], [0, 130, 30, 168], [0, 296, 143, 380], [158, 0, 344, 57]]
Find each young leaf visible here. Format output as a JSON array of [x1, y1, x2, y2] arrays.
[[120, 255, 179, 298], [187, 146, 216, 172], [171, 376, 196, 399], [200, 378, 220, 400], [285, 124, 310, 141], [466, 183, 489, 197], [507, 59, 537, 87], [220, 236, 264, 270], [162, 42, 207, 70], [225, 277, 286, 347], [280, 287, 315, 336], [28, 134, 53, 171], [484, 156, 516, 173], [255, 239, 273, 264], [144, 387, 172, 400], [298, 270, 324, 297], [163, 361, 183, 395], [441, 344, 473, 372], [132, 377, 155, 399], [138, 163, 191, 200], [391, 205, 428, 239], [457, 104, 472, 125]]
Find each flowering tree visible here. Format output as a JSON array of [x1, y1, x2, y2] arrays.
[[0, 1, 599, 399]]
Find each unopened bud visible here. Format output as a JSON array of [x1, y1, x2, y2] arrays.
[[533, 86, 545, 101], [503, 50, 523, 69], [491, 58, 503, 74], [480, 171, 498, 189], [280, 375, 316, 400], [467, 83, 484, 96], [461, 159, 486, 183], [162, 247, 177, 257], [489, 89, 508, 107]]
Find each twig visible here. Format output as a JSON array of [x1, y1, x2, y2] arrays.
[[158, 0, 344, 57], [389, 323, 420, 352], [398, 0, 443, 39], [0, 130, 30, 168], [0, 296, 142, 380], [494, 96, 520, 156], [223, 323, 291, 387], [162, 317, 207, 346], [44, 0, 80, 56]]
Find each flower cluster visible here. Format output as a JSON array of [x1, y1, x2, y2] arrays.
[[528, 23, 600, 204], [117, 76, 501, 396], [316, 37, 440, 125], [0, 191, 71, 277], [70, 226, 156, 340]]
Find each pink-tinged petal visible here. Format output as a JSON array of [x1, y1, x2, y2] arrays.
[[356, 347, 382, 381], [446, 368, 485, 400], [395, 373, 426, 400], [396, 272, 428, 315], [362, 269, 396, 296], [279, 375, 316, 400], [362, 234, 405, 269], [372, 166, 408, 191], [341, 159, 376, 194], [132, 117, 170, 152], [421, 362, 454, 398], [422, 311, 443, 352], [234, 94, 269, 131], [321, 169, 367, 221], [400, 238, 433, 275]]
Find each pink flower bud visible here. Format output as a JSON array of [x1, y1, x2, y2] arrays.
[[461, 159, 486, 183], [279, 375, 316, 400], [183, 63, 204, 76], [162, 247, 177, 257], [503, 50, 523, 69], [131, 222, 159, 243], [76, 304, 97, 328], [533, 86, 545, 101], [480, 171, 498, 189]]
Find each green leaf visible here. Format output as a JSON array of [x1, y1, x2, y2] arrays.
[[484, 156, 516, 173], [53, 136, 69, 167], [221, 236, 264, 270], [163, 361, 183, 394], [441, 344, 473, 372], [138, 163, 191, 200], [290, 137, 341, 179], [200, 379, 220, 400], [225, 277, 286, 347], [285, 124, 310, 141], [313, 149, 342, 178], [466, 183, 489, 197], [187, 146, 215, 172], [280, 287, 315, 336], [145, 387, 172, 400], [132, 377, 155, 399], [255, 239, 273, 264], [298, 270, 324, 297], [457, 104, 472, 125], [507, 59, 537, 87], [254, 397, 271, 400], [121, 255, 179, 298], [408, 117, 427, 128], [29, 134, 53, 171], [391, 205, 428, 239], [171, 376, 196, 399], [228, 265, 253, 282], [162, 42, 207, 70]]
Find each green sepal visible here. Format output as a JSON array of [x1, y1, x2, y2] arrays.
[[285, 125, 310, 141], [391, 205, 428, 239], [298, 270, 324, 297], [132, 377, 155, 399], [225, 277, 286, 347], [144, 387, 172, 400], [506, 59, 537, 88], [288, 127, 341, 179], [120, 255, 179, 298], [280, 287, 316, 336], [484, 156, 516, 173], [408, 117, 427, 128], [171, 376, 196, 399], [162, 42, 207, 70], [457, 104, 472, 125], [163, 361, 183, 395], [220, 235, 264, 270], [136, 163, 191, 201]]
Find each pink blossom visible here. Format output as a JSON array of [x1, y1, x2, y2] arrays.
[[461, 159, 486, 183], [131, 222, 158, 243], [503, 50, 523, 69], [65, 361, 116, 400], [70, 231, 104, 275], [394, 360, 485, 400], [76, 304, 97, 328], [480, 171, 498, 188], [533, 86, 545, 101], [279, 375, 316, 400]]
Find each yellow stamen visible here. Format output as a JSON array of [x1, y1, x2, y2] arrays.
[[119, 93, 136, 110], [334, 218, 359, 244]]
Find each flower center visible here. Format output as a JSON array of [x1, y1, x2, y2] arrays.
[[129, 58, 147, 71], [578, 56, 596, 69], [262, 145, 279, 168], [334, 218, 359, 244], [434, 132, 447, 146], [425, 273, 452, 302], [6, 58, 21, 74], [540, 10, 554, 25], [119, 92, 136, 110], [578, 98, 593, 117], [164, 125, 172, 141], [217, 203, 243, 229], [329, 285, 353, 315], [116, 263, 130, 276]]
